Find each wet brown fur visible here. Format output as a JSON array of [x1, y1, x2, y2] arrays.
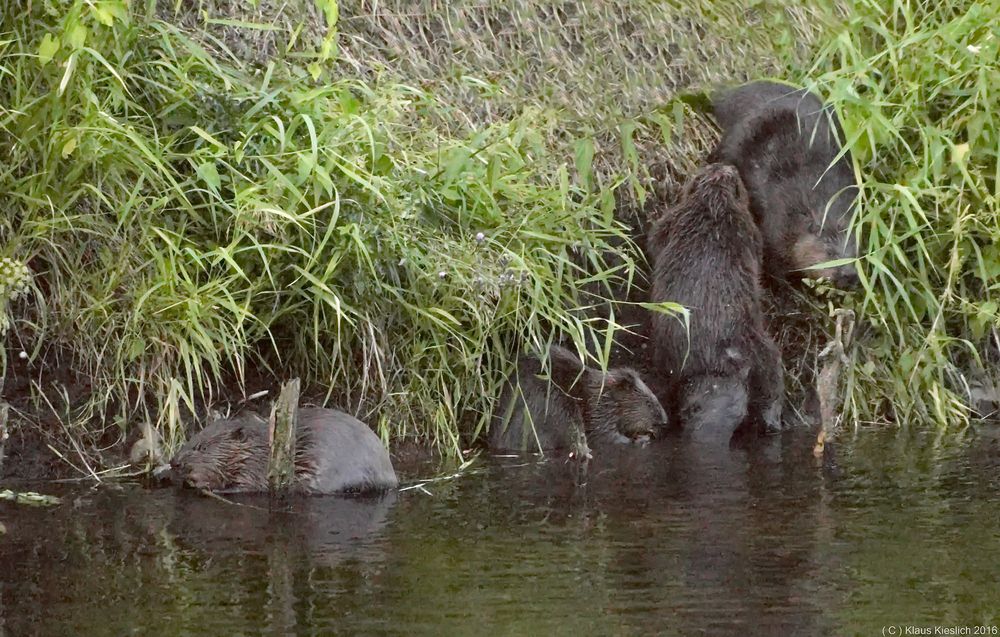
[[647, 163, 783, 435], [490, 344, 667, 453], [170, 409, 397, 494], [710, 81, 860, 288], [171, 414, 270, 492]]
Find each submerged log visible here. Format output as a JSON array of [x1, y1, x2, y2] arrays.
[[267, 379, 301, 492]]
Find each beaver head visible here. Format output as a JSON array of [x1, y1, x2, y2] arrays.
[[711, 83, 862, 289], [685, 163, 751, 215], [170, 415, 270, 492], [681, 373, 750, 444], [785, 173, 859, 288], [586, 368, 668, 444], [743, 108, 859, 288]]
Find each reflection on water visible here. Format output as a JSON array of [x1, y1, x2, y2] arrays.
[[1, 427, 999, 636]]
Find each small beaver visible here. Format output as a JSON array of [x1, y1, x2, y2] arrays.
[[489, 344, 667, 454], [711, 80, 860, 288], [170, 407, 398, 494], [648, 163, 783, 437]]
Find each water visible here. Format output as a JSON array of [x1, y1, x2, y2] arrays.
[[2, 427, 999, 636]]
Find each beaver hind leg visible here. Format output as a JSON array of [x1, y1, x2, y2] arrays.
[[746, 331, 784, 436]]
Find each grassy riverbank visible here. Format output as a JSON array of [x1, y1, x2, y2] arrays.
[[808, 0, 1000, 425], [1, 1, 997, 476]]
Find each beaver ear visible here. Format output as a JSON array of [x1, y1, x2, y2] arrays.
[[229, 426, 248, 442], [622, 371, 642, 388], [606, 371, 636, 390]]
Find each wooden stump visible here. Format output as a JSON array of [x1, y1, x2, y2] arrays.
[[267, 379, 300, 493]]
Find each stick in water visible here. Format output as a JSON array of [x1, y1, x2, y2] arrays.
[[268, 379, 301, 493], [814, 309, 855, 458], [0, 401, 8, 475]]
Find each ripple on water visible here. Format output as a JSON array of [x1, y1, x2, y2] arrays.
[[1, 427, 999, 635]]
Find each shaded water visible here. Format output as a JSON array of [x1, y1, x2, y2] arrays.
[[2, 427, 1000, 636]]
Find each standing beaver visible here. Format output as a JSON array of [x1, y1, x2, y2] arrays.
[[648, 163, 783, 437], [170, 407, 398, 494], [711, 80, 860, 288], [489, 344, 667, 454]]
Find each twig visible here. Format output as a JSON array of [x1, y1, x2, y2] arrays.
[[399, 457, 482, 494], [814, 308, 855, 457], [51, 464, 142, 482], [197, 488, 286, 513], [0, 401, 8, 475]]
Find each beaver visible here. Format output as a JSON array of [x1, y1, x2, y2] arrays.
[[647, 163, 783, 437], [170, 407, 398, 494], [489, 344, 667, 454], [711, 80, 860, 288], [679, 369, 751, 445]]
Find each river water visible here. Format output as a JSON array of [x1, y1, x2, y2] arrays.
[[2, 426, 999, 636]]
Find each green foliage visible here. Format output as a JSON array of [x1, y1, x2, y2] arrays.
[[3, 0, 996, 473], [805, 0, 1000, 425], [0, 0, 638, 455]]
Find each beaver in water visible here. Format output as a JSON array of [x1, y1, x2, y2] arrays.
[[647, 163, 783, 437], [679, 363, 752, 445], [170, 407, 398, 494], [711, 80, 860, 288], [489, 344, 667, 454]]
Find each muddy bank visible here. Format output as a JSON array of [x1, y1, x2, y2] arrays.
[[0, 351, 446, 483]]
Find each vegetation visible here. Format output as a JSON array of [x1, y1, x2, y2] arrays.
[[0, 0, 997, 475], [808, 0, 1000, 425]]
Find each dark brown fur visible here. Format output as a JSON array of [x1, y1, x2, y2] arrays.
[[489, 344, 667, 453], [647, 163, 783, 436], [170, 408, 398, 494], [711, 81, 860, 288]]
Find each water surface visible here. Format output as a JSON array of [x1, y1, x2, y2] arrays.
[[2, 427, 999, 636]]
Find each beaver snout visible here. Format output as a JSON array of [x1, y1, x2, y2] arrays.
[[185, 473, 214, 490], [791, 236, 861, 289], [173, 464, 213, 490], [832, 266, 860, 289], [629, 432, 652, 445], [168, 460, 185, 484], [184, 476, 210, 490]]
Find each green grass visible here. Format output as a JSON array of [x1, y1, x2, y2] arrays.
[[802, 0, 1000, 425], [1, 0, 997, 474], [0, 0, 662, 468]]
